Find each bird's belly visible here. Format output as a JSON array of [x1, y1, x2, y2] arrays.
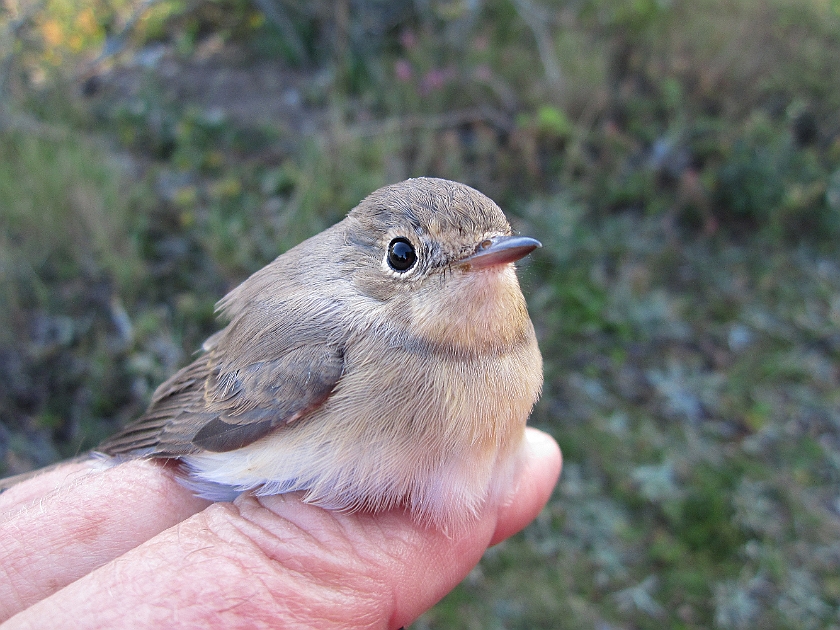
[[183, 338, 541, 528]]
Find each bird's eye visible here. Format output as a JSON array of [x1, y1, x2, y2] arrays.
[[387, 237, 417, 272]]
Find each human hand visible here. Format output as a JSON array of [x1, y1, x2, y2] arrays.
[[0, 427, 560, 629]]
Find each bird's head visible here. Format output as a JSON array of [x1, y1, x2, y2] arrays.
[[344, 177, 540, 352]]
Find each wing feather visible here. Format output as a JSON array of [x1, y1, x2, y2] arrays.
[[100, 224, 352, 459], [99, 338, 344, 457]]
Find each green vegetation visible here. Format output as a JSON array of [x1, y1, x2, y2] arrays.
[[1, 0, 839, 627]]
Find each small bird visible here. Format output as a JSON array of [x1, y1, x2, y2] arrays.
[[9, 178, 543, 529]]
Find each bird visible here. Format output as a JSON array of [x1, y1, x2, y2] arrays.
[[6, 178, 543, 530]]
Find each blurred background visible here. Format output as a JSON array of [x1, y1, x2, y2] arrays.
[[1, 0, 839, 627]]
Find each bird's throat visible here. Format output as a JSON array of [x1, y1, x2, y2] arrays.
[[407, 265, 533, 355]]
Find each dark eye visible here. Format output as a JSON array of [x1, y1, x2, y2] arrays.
[[387, 237, 417, 272]]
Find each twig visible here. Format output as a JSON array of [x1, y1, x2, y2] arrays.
[[0, 0, 47, 109], [510, 0, 562, 92], [81, 0, 165, 73], [251, 0, 307, 62], [340, 106, 514, 139]]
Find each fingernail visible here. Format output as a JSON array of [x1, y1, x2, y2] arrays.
[[524, 427, 559, 459]]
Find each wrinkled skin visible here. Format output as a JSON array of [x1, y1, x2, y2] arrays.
[[0, 428, 560, 629]]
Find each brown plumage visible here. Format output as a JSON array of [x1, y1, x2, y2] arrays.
[[27, 178, 544, 528]]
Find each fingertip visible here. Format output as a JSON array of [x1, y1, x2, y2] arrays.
[[490, 427, 561, 546], [524, 426, 563, 480]]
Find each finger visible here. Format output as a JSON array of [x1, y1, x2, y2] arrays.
[[5, 497, 497, 630], [5, 430, 560, 629], [490, 427, 562, 545], [0, 459, 209, 623], [0, 459, 101, 518]]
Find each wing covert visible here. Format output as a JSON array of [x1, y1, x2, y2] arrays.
[[99, 342, 344, 457]]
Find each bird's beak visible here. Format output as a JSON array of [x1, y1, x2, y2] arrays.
[[460, 235, 542, 269]]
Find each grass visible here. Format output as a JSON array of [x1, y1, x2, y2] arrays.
[[0, 128, 138, 301], [1, 0, 840, 627], [0, 127, 151, 460]]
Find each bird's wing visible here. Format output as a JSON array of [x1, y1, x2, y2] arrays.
[[99, 338, 344, 457]]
